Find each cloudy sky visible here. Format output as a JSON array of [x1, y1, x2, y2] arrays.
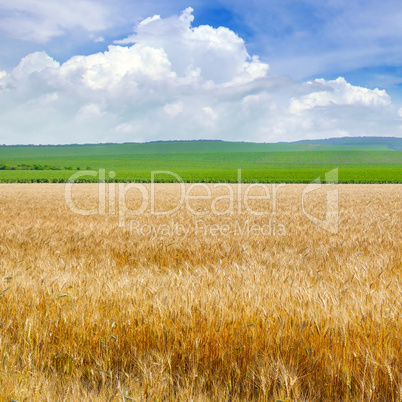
[[0, 0, 402, 144]]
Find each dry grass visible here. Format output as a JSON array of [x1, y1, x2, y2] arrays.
[[0, 183, 401, 401]]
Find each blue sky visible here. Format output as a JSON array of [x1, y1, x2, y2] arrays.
[[0, 0, 401, 144]]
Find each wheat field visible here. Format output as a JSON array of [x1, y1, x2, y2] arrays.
[[0, 183, 401, 401]]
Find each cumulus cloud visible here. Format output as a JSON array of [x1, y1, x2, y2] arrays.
[[11, 51, 60, 80], [115, 7, 266, 85], [289, 77, 391, 115], [0, 7, 400, 144], [58, 45, 175, 90]]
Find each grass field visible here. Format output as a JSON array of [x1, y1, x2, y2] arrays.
[[0, 183, 401, 400], [0, 166, 401, 183], [0, 141, 401, 183]]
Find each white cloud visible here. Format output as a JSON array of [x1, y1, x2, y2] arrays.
[[0, 7, 400, 145], [58, 45, 175, 91], [0, 70, 6, 91], [76, 103, 105, 122], [115, 7, 261, 85], [164, 101, 184, 117], [93, 36, 105, 43], [202, 107, 218, 121], [114, 121, 145, 138], [289, 77, 391, 115], [11, 51, 60, 80], [0, 0, 110, 43], [139, 15, 161, 26], [29, 92, 59, 106]]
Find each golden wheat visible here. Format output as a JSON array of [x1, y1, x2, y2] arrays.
[[0, 183, 401, 401]]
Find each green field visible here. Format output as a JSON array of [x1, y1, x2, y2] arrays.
[[0, 139, 401, 183]]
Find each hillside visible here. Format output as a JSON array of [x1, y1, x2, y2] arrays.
[[1, 136, 401, 157]]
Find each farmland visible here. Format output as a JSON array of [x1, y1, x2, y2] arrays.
[[0, 183, 401, 400], [0, 139, 401, 183]]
